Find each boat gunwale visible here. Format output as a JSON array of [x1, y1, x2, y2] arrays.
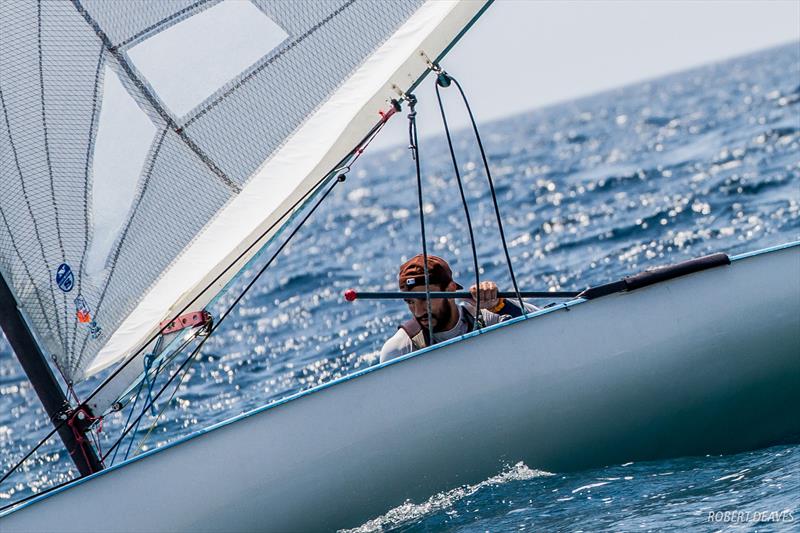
[[2, 239, 798, 518]]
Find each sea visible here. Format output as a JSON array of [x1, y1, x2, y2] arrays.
[[1, 42, 799, 531]]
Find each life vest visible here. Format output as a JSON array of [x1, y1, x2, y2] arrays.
[[398, 305, 476, 351]]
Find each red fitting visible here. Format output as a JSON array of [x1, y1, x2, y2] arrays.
[[344, 289, 357, 302], [378, 104, 398, 123], [66, 407, 98, 471], [160, 310, 212, 335], [67, 406, 100, 442]]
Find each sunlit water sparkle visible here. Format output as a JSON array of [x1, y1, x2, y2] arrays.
[[1, 42, 799, 531]]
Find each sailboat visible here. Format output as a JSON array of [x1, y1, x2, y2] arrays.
[[0, 0, 798, 531]]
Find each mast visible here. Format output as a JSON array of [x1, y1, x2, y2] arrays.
[[0, 273, 103, 477]]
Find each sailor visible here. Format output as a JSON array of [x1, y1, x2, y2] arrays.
[[379, 254, 537, 363]]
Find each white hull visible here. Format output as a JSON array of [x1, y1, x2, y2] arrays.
[[3, 243, 799, 532]]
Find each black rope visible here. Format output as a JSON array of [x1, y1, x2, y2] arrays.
[[4, 0, 395, 489], [440, 72, 526, 314], [109, 369, 147, 465], [102, 119, 397, 464], [435, 81, 482, 329], [101, 345, 199, 462], [407, 95, 435, 344], [86, 115, 387, 411], [100, 173, 345, 464], [0, 427, 58, 486], [121, 354, 159, 461], [0, 114, 386, 492]]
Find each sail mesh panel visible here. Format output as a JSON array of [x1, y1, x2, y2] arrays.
[[0, 0, 425, 381], [0, 0, 102, 372], [80, 0, 219, 49], [187, 0, 423, 188]]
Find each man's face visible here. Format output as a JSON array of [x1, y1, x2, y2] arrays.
[[403, 285, 453, 332]]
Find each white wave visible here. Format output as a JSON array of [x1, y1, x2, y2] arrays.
[[343, 462, 552, 532]]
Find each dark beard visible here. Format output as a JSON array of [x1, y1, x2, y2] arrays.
[[432, 302, 454, 333]]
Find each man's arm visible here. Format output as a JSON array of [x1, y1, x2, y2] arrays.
[[379, 329, 414, 364], [468, 281, 539, 318]]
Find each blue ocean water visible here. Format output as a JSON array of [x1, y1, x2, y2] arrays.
[[2, 42, 799, 530]]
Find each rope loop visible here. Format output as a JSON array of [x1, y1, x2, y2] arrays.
[[434, 70, 527, 314], [66, 406, 104, 472], [434, 81, 482, 329]]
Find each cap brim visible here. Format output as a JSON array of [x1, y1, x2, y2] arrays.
[[446, 280, 463, 291]]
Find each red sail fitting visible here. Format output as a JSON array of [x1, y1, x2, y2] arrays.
[[159, 310, 212, 335]]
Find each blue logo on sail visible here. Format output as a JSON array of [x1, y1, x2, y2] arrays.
[[55, 263, 74, 292]]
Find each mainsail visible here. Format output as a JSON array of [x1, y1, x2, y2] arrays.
[[0, 0, 488, 386]]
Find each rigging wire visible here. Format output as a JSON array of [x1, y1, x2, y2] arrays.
[[109, 335, 182, 465], [101, 344, 201, 463], [53, 362, 80, 405], [434, 79, 483, 329], [141, 354, 160, 417], [439, 71, 527, 313], [109, 372, 146, 466], [99, 169, 347, 464], [105, 114, 394, 463], [0, 429, 54, 486], [121, 353, 167, 461], [78, 109, 391, 407], [0, 108, 394, 489], [130, 346, 202, 458], [88, 418, 103, 460], [406, 95, 435, 343]]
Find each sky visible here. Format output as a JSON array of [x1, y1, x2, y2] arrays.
[[97, 0, 800, 196], [373, 0, 800, 148]]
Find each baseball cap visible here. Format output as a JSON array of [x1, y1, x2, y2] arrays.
[[398, 254, 463, 290]]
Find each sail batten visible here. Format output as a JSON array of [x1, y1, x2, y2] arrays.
[[0, 0, 488, 384]]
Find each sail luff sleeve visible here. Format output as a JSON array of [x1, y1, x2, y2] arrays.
[[87, 0, 489, 380], [0, 0, 489, 385]]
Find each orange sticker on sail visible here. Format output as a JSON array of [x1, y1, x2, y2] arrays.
[[74, 295, 102, 338]]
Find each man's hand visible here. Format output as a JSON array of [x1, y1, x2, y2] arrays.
[[469, 281, 499, 310]]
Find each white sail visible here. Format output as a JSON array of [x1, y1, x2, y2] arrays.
[[0, 0, 489, 383]]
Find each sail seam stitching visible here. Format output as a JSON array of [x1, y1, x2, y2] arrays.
[[0, 85, 61, 350], [70, 0, 241, 195], [37, 2, 66, 260], [0, 209, 57, 360], [68, 46, 106, 371], [113, 0, 215, 50], [184, 0, 357, 128], [37, 1, 70, 355]]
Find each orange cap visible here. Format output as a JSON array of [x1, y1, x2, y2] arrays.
[[398, 254, 462, 290]]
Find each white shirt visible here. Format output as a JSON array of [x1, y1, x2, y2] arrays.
[[379, 301, 536, 363]]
